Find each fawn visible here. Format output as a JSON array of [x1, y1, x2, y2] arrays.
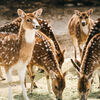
[[27, 31, 67, 100], [71, 18, 100, 100], [68, 9, 94, 62], [0, 8, 42, 100]]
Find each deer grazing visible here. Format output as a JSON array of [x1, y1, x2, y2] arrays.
[[71, 18, 100, 100], [68, 9, 94, 62], [0, 8, 42, 100], [0, 9, 66, 100], [27, 31, 67, 100]]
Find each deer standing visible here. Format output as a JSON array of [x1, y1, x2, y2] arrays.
[[68, 9, 94, 62], [71, 18, 100, 100], [0, 8, 42, 100]]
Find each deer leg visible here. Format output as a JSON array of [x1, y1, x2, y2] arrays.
[[6, 68, 13, 100], [72, 38, 79, 61], [46, 74, 51, 94], [27, 64, 37, 92], [18, 67, 29, 100], [74, 46, 77, 62], [78, 45, 82, 57], [0, 67, 5, 81]]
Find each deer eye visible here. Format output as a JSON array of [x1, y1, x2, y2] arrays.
[[80, 16, 82, 19], [26, 19, 31, 22]]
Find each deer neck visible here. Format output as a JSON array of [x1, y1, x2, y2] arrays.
[[18, 22, 36, 62]]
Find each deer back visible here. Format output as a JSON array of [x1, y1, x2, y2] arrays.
[[81, 33, 100, 75]]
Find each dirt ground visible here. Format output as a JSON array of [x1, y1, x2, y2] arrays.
[[0, 3, 100, 100]]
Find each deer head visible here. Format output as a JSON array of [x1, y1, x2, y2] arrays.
[[50, 70, 67, 100], [71, 59, 93, 100], [17, 8, 43, 30], [75, 9, 93, 27]]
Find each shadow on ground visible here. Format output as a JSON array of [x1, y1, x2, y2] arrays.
[[14, 92, 53, 100]]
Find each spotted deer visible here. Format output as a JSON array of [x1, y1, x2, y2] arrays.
[[71, 18, 100, 100], [27, 31, 67, 100], [68, 9, 94, 62], [0, 10, 66, 100], [0, 8, 42, 100]]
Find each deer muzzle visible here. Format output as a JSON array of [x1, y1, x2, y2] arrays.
[[80, 95, 87, 100]]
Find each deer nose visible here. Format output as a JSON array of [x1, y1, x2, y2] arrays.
[[35, 25, 40, 29], [82, 22, 86, 26], [57, 98, 62, 100], [80, 95, 87, 100]]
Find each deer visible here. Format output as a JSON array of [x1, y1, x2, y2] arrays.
[[71, 18, 100, 100], [68, 9, 94, 62], [0, 13, 65, 89], [0, 10, 66, 100], [0, 8, 43, 100], [27, 31, 67, 100]]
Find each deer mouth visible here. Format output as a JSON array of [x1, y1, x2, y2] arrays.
[[80, 95, 87, 100]]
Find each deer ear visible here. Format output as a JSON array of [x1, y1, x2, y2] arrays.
[[88, 9, 93, 15], [50, 70, 57, 79], [17, 9, 25, 18], [74, 10, 80, 16], [63, 71, 67, 77], [62, 49, 65, 54], [33, 8, 43, 17]]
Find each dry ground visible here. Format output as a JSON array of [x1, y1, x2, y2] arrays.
[[0, 3, 100, 100]]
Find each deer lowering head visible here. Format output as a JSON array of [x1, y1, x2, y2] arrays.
[[71, 32, 100, 100], [51, 71, 67, 100], [75, 9, 93, 27], [27, 31, 67, 100]]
